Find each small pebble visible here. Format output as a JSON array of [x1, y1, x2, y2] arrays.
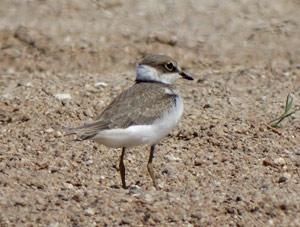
[[94, 82, 108, 88], [282, 172, 291, 180], [273, 157, 286, 166], [72, 195, 81, 202], [55, 131, 63, 137], [45, 128, 54, 133], [54, 93, 72, 101], [212, 160, 218, 165], [144, 193, 153, 202], [165, 154, 181, 162], [203, 103, 211, 109], [49, 222, 59, 227], [236, 196, 243, 202], [86, 160, 93, 165], [129, 185, 142, 195], [17, 81, 32, 87], [121, 217, 131, 225], [277, 176, 288, 183], [194, 160, 204, 166], [7, 68, 15, 74], [63, 183, 74, 190], [162, 169, 168, 174], [84, 208, 95, 216], [85, 84, 98, 93], [282, 72, 289, 77]]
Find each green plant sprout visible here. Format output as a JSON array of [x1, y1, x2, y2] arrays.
[[268, 93, 300, 128]]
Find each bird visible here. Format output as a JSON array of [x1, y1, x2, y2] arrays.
[[65, 54, 193, 189]]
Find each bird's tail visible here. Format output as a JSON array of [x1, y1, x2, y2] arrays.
[[62, 120, 109, 141], [62, 125, 93, 141]]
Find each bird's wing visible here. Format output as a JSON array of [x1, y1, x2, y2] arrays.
[[65, 82, 177, 140]]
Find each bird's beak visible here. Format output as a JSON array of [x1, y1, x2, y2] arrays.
[[177, 67, 193, 80]]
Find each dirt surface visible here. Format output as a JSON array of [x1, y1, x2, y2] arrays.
[[1, 0, 300, 226]]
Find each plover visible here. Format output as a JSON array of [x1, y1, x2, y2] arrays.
[[65, 54, 193, 189]]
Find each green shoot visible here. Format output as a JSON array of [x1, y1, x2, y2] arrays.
[[268, 93, 300, 128]]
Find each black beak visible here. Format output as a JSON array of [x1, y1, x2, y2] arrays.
[[179, 70, 193, 80]]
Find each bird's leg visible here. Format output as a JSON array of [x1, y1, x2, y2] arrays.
[[147, 145, 158, 189], [119, 147, 127, 189]]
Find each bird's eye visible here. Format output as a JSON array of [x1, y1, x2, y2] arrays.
[[165, 62, 174, 71]]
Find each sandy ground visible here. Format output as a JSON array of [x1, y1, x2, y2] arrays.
[[0, 0, 300, 226]]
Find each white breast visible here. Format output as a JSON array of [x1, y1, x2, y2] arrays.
[[93, 96, 184, 148]]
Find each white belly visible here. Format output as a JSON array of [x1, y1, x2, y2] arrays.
[[93, 96, 184, 148]]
